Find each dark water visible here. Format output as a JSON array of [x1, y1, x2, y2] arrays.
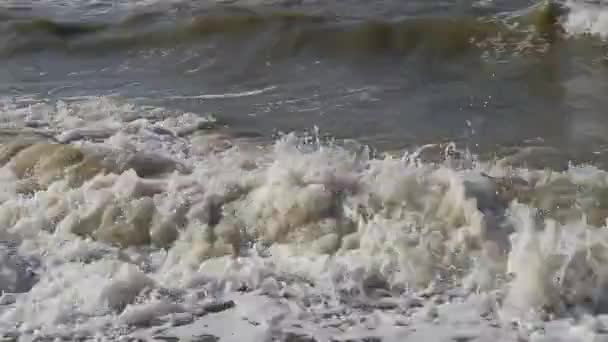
[[2, 0, 608, 165]]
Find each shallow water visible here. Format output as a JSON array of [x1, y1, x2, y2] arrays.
[[1, 0, 606, 153], [3, 0, 608, 341]]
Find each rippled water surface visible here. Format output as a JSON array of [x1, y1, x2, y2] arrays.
[[3, 1, 608, 341], [1, 0, 606, 153]]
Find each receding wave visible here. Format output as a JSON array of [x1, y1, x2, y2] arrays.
[[0, 3, 568, 58]]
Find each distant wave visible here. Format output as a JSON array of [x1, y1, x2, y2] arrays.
[[0, 2, 568, 58]]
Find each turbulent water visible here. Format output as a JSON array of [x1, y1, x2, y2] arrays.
[[4, 0, 608, 341]]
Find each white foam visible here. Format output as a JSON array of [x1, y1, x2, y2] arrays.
[[562, 0, 608, 38], [167, 86, 277, 100], [2, 95, 608, 340]]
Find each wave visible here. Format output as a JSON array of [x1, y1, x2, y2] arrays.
[[11, 18, 105, 38], [0, 2, 567, 58], [2, 97, 608, 340]]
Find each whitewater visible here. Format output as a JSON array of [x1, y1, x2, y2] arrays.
[[0, 96, 604, 341], [3, 0, 608, 341]]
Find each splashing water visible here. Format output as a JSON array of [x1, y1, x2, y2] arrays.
[[1, 96, 608, 341]]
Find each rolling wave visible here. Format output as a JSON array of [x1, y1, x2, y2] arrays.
[[0, 2, 568, 58]]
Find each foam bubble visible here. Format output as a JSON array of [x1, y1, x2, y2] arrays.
[[562, 0, 608, 38], [3, 96, 608, 340]]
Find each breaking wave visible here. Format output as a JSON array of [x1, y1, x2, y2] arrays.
[[2, 96, 608, 340]]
